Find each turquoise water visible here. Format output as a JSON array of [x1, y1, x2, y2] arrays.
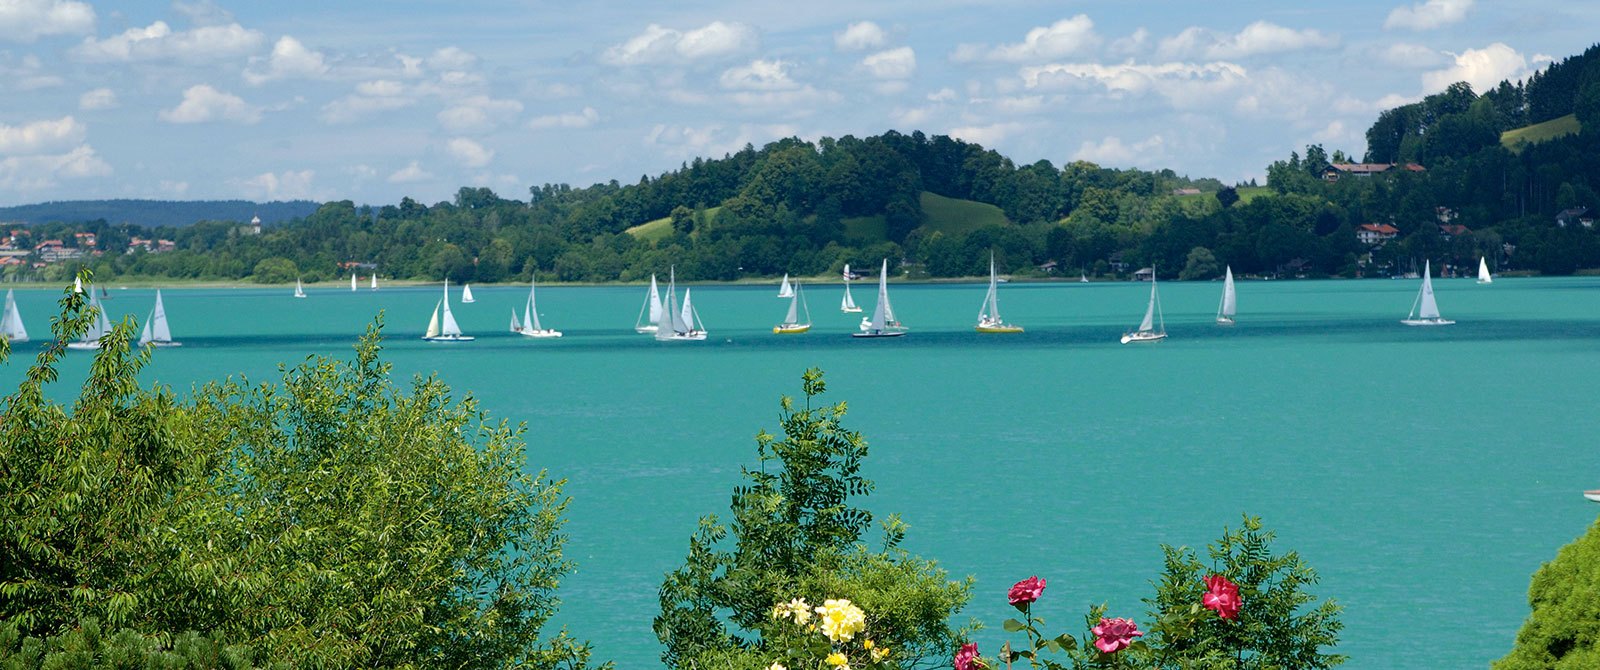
[[4, 277, 1599, 669]]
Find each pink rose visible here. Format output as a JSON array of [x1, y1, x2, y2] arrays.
[[1202, 574, 1241, 620], [1091, 617, 1142, 654], [954, 642, 983, 670], [1008, 575, 1046, 609]]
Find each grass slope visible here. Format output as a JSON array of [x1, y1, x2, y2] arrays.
[[625, 206, 721, 242], [1235, 186, 1271, 204], [1501, 114, 1581, 152]]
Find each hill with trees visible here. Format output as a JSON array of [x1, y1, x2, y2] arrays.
[[0, 199, 320, 228]]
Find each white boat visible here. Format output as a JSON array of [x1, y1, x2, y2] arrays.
[[655, 267, 707, 341], [67, 287, 114, 350], [423, 280, 475, 342], [293, 278, 307, 298], [1216, 265, 1237, 325], [854, 259, 907, 338], [1121, 269, 1167, 344], [370, 273, 378, 290], [976, 253, 1022, 333], [1584, 489, 1600, 503], [461, 283, 475, 303], [1402, 261, 1454, 326], [635, 274, 662, 333], [1081, 271, 1089, 283], [1477, 257, 1492, 284], [774, 282, 811, 334], [350, 273, 357, 291], [509, 310, 521, 332], [138, 289, 180, 347], [841, 264, 861, 313], [516, 275, 561, 338], [73, 276, 83, 294], [777, 273, 794, 298], [1, 289, 27, 342]]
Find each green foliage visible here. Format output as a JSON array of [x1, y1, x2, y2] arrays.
[[1179, 247, 1219, 281], [654, 368, 972, 669], [250, 256, 298, 283], [0, 618, 278, 670], [1494, 515, 1600, 669]]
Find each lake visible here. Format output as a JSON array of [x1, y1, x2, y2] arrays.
[[4, 275, 1598, 669]]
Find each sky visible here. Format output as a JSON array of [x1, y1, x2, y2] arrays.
[[0, 0, 1595, 207]]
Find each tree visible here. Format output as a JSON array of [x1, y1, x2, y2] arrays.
[[1496, 515, 1600, 669], [670, 205, 694, 234], [1216, 186, 1240, 209], [1179, 246, 1219, 280], [251, 256, 298, 284], [1577, 81, 1600, 128]]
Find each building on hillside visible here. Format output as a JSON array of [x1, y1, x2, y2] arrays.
[[128, 237, 152, 252], [1556, 207, 1594, 228], [73, 232, 96, 249], [1132, 267, 1155, 281], [1438, 224, 1471, 241], [35, 240, 84, 263], [1356, 223, 1400, 246], [156, 239, 175, 252], [1037, 261, 1058, 274], [1435, 206, 1458, 223], [250, 215, 261, 234], [1171, 188, 1202, 196], [1322, 163, 1427, 182]]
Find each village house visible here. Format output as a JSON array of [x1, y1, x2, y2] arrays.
[[1356, 223, 1400, 246], [35, 239, 84, 263], [1036, 261, 1058, 274], [73, 232, 97, 249], [1171, 188, 1202, 196], [1438, 224, 1470, 241], [1321, 163, 1427, 182], [1132, 267, 1155, 281], [1556, 207, 1594, 228]]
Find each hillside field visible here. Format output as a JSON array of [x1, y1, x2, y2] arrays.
[[1501, 114, 1581, 152]]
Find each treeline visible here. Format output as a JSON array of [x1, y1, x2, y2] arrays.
[[0, 199, 319, 228]]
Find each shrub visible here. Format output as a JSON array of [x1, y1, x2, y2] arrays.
[[1494, 515, 1600, 669]]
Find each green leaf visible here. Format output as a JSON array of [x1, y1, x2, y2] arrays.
[[1002, 618, 1027, 632], [1052, 634, 1077, 651]]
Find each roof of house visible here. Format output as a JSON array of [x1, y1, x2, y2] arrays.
[[1439, 224, 1471, 236], [1358, 223, 1400, 234], [1557, 206, 1590, 218], [1328, 162, 1427, 174]]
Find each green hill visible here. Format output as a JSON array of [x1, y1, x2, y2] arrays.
[[630, 193, 1007, 245], [625, 206, 721, 242], [1501, 114, 1581, 152]]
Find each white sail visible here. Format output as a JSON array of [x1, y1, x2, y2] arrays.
[[370, 273, 378, 290], [441, 282, 463, 336], [1219, 266, 1236, 317], [680, 288, 695, 331], [655, 270, 680, 340], [1478, 257, 1492, 283], [648, 275, 661, 322], [525, 277, 543, 331], [139, 316, 151, 346], [778, 273, 794, 298], [294, 278, 306, 298], [1, 290, 26, 342], [841, 264, 859, 311], [425, 303, 441, 339], [979, 253, 1002, 323], [510, 310, 521, 332], [869, 260, 890, 331], [351, 273, 357, 291], [636, 274, 663, 333], [73, 276, 83, 293], [140, 289, 173, 345], [784, 287, 800, 325], [1138, 281, 1157, 333], [461, 283, 475, 303], [1417, 261, 1440, 320], [77, 288, 112, 346]]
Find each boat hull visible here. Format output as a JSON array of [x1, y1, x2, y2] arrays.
[[66, 341, 101, 350], [422, 335, 476, 342], [773, 324, 811, 334], [852, 330, 907, 338], [520, 330, 562, 338], [658, 332, 707, 341], [1400, 319, 1455, 326], [635, 325, 659, 334], [1585, 490, 1600, 503], [1476, 280, 1492, 284], [145, 341, 182, 347], [1120, 331, 1167, 344], [1216, 316, 1235, 325], [975, 324, 1023, 333], [840, 307, 862, 313]]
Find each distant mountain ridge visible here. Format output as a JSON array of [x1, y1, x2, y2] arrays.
[[0, 199, 323, 227]]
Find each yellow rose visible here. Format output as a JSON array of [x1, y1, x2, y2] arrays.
[[813, 598, 867, 643], [863, 640, 874, 650], [826, 651, 849, 667], [870, 647, 889, 662], [767, 663, 787, 670]]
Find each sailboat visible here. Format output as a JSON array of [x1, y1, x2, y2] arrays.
[[654, 267, 706, 341], [774, 283, 811, 333], [1, 289, 27, 342], [840, 264, 861, 313], [1120, 269, 1167, 344], [777, 273, 794, 298], [1477, 257, 1493, 284], [1080, 270, 1089, 283], [516, 275, 561, 338], [138, 289, 180, 347], [976, 253, 1023, 333], [1216, 266, 1237, 325], [854, 259, 907, 338], [461, 283, 475, 303], [1402, 260, 1454, 326], [423, 280, 474, 341], [66, 287, 114, 350], [73, 276, 83, 293], [350, 273, 358, 291], [509, 309, 521, 332], [1583, 489, 1600, 502], [635, 274, 662, 333], [293, 278, 307, 298]]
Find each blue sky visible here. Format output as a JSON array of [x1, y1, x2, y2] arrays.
[[0, 0, 1595, 207]]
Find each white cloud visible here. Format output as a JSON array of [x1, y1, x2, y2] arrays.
[[1385, 0, 1473, 30], [1158, 21, 1337, 60], [602, 21, 756, 66], [244, 36, 328, 85], [159, 84, 263, 124], [235, 169, 318, 200], [1108, 28, 1150, 58], [1072, 134, 1166, 167], [171, 0, 233, 27], [1311, 120, 1362, 146], [426, 46, 477, 70], [1379, 42, 1449, 68], [1020, 61, 1248, 98], [0, 53, 62, 89], [70, 20, 264, 63], [644, 123, 798, 159], [0, 116, 85, 154], [952, 15, 1100, 63], [387, 160, 433, 183], [0, 145, 111, 191], [927, 87, 957, 102], [437, 95, 523, 133], [719, 59, 799, 90], [447, 137, 494, 168], [0, 0, 94, 43], [835, 21, 887, 51], [1422, 43, 1526, 94], [320, 79, 416, 123], [527, 107, 599, 129], [945, 121, 1028, 147], [159, 179, 188, 195], [860, 46, 916, 79], [78, 87, 117, 110]]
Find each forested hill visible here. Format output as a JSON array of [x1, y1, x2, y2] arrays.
[[0, 199, 320, 228]]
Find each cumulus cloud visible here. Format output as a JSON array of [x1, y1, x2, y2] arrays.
[[952, 15, 1099, 63], [1158, 21, 1337, 59], [945, 121, 1028, 147], [235, 169, 319, 200], [602, 21, 756, 66], [426, 46, 477, 70], [860, 46, 915, 79], [447, 137, 494, 167], [78, 87, 116, 110], [159, 84, 263, 124], [1422, 43, 1526, 94], [0, 116, 85, 154], [1385, 0, 1473, 30], [171, 0, 233, 27], [1379, 42, 1449, 68], [835, 21, 887, 51], [70, 20, 264, 63], [320, 79, 417, 123], [527, 107, 599, 129], [437, 95, 523, 133], [1020, 61, 1248, 98], [645, 123, 798, 159], [0, 53, 63, 89], [719, 59, 799, 90], [0, 145, 111, 191], [1072, 134, 1166, 167], [387, 160, 433, 183], [0, 0, 94, 43], [927, 87, 957, 102], [244, 35, 328, 84]]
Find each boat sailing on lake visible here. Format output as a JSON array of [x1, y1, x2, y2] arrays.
[[774, 282, 811, 334], [854, 259, 906, 338], [350, 273, 357, 291], [293, 278, 307, 298], [840, 264, 861, 313], [138, 290, 180, 347], [423, 280, 474, 342], [1216, 266, 1237, 325], [67, 286, 114, 350], [461, 283, 475, 303], [1477, 257, 1493, 284], [634, 274, 662, 333], [371, 273, 378, 290], [975, 253, 1022, 333], [654, 267, 706, 341], [777, 273, 794, 298], [1121, 269, 1167, 344], [514, 275, 561, 338], [1, 290, 27, 342], [1402, 260, 1454, 326]]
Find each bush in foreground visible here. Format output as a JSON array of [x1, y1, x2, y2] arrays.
[[1495, 515, 1600, 669]]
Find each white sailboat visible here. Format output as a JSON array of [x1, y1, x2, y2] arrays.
[[516, 275, 561, 338], [461, 283, 475, 303], [1216, 266, 1237, 325], [1120, 270, 1167, 344], [1080, 270, 1089, 283], [1402, 260, 1454, 326], [423, 280, 475, 341], [635, 274, 662, 333], [1, 289, 27, 342], [777, 273, 794, 298], [293, 278, 307, 298], [509, 309, 521, 332], [67, 287, 114, 350], [854, 259, 907, 338], [370, 273, 378, 290], [654, 267, 706, 341], [840, 264, 861, 313], [976, 253, 1022, 333], [774, 283, 811, 334], [138, 289, 180, 347], [73, 276, 83, 293], [1477, 257, 1493, 284], [350, 273, 358, 291]]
